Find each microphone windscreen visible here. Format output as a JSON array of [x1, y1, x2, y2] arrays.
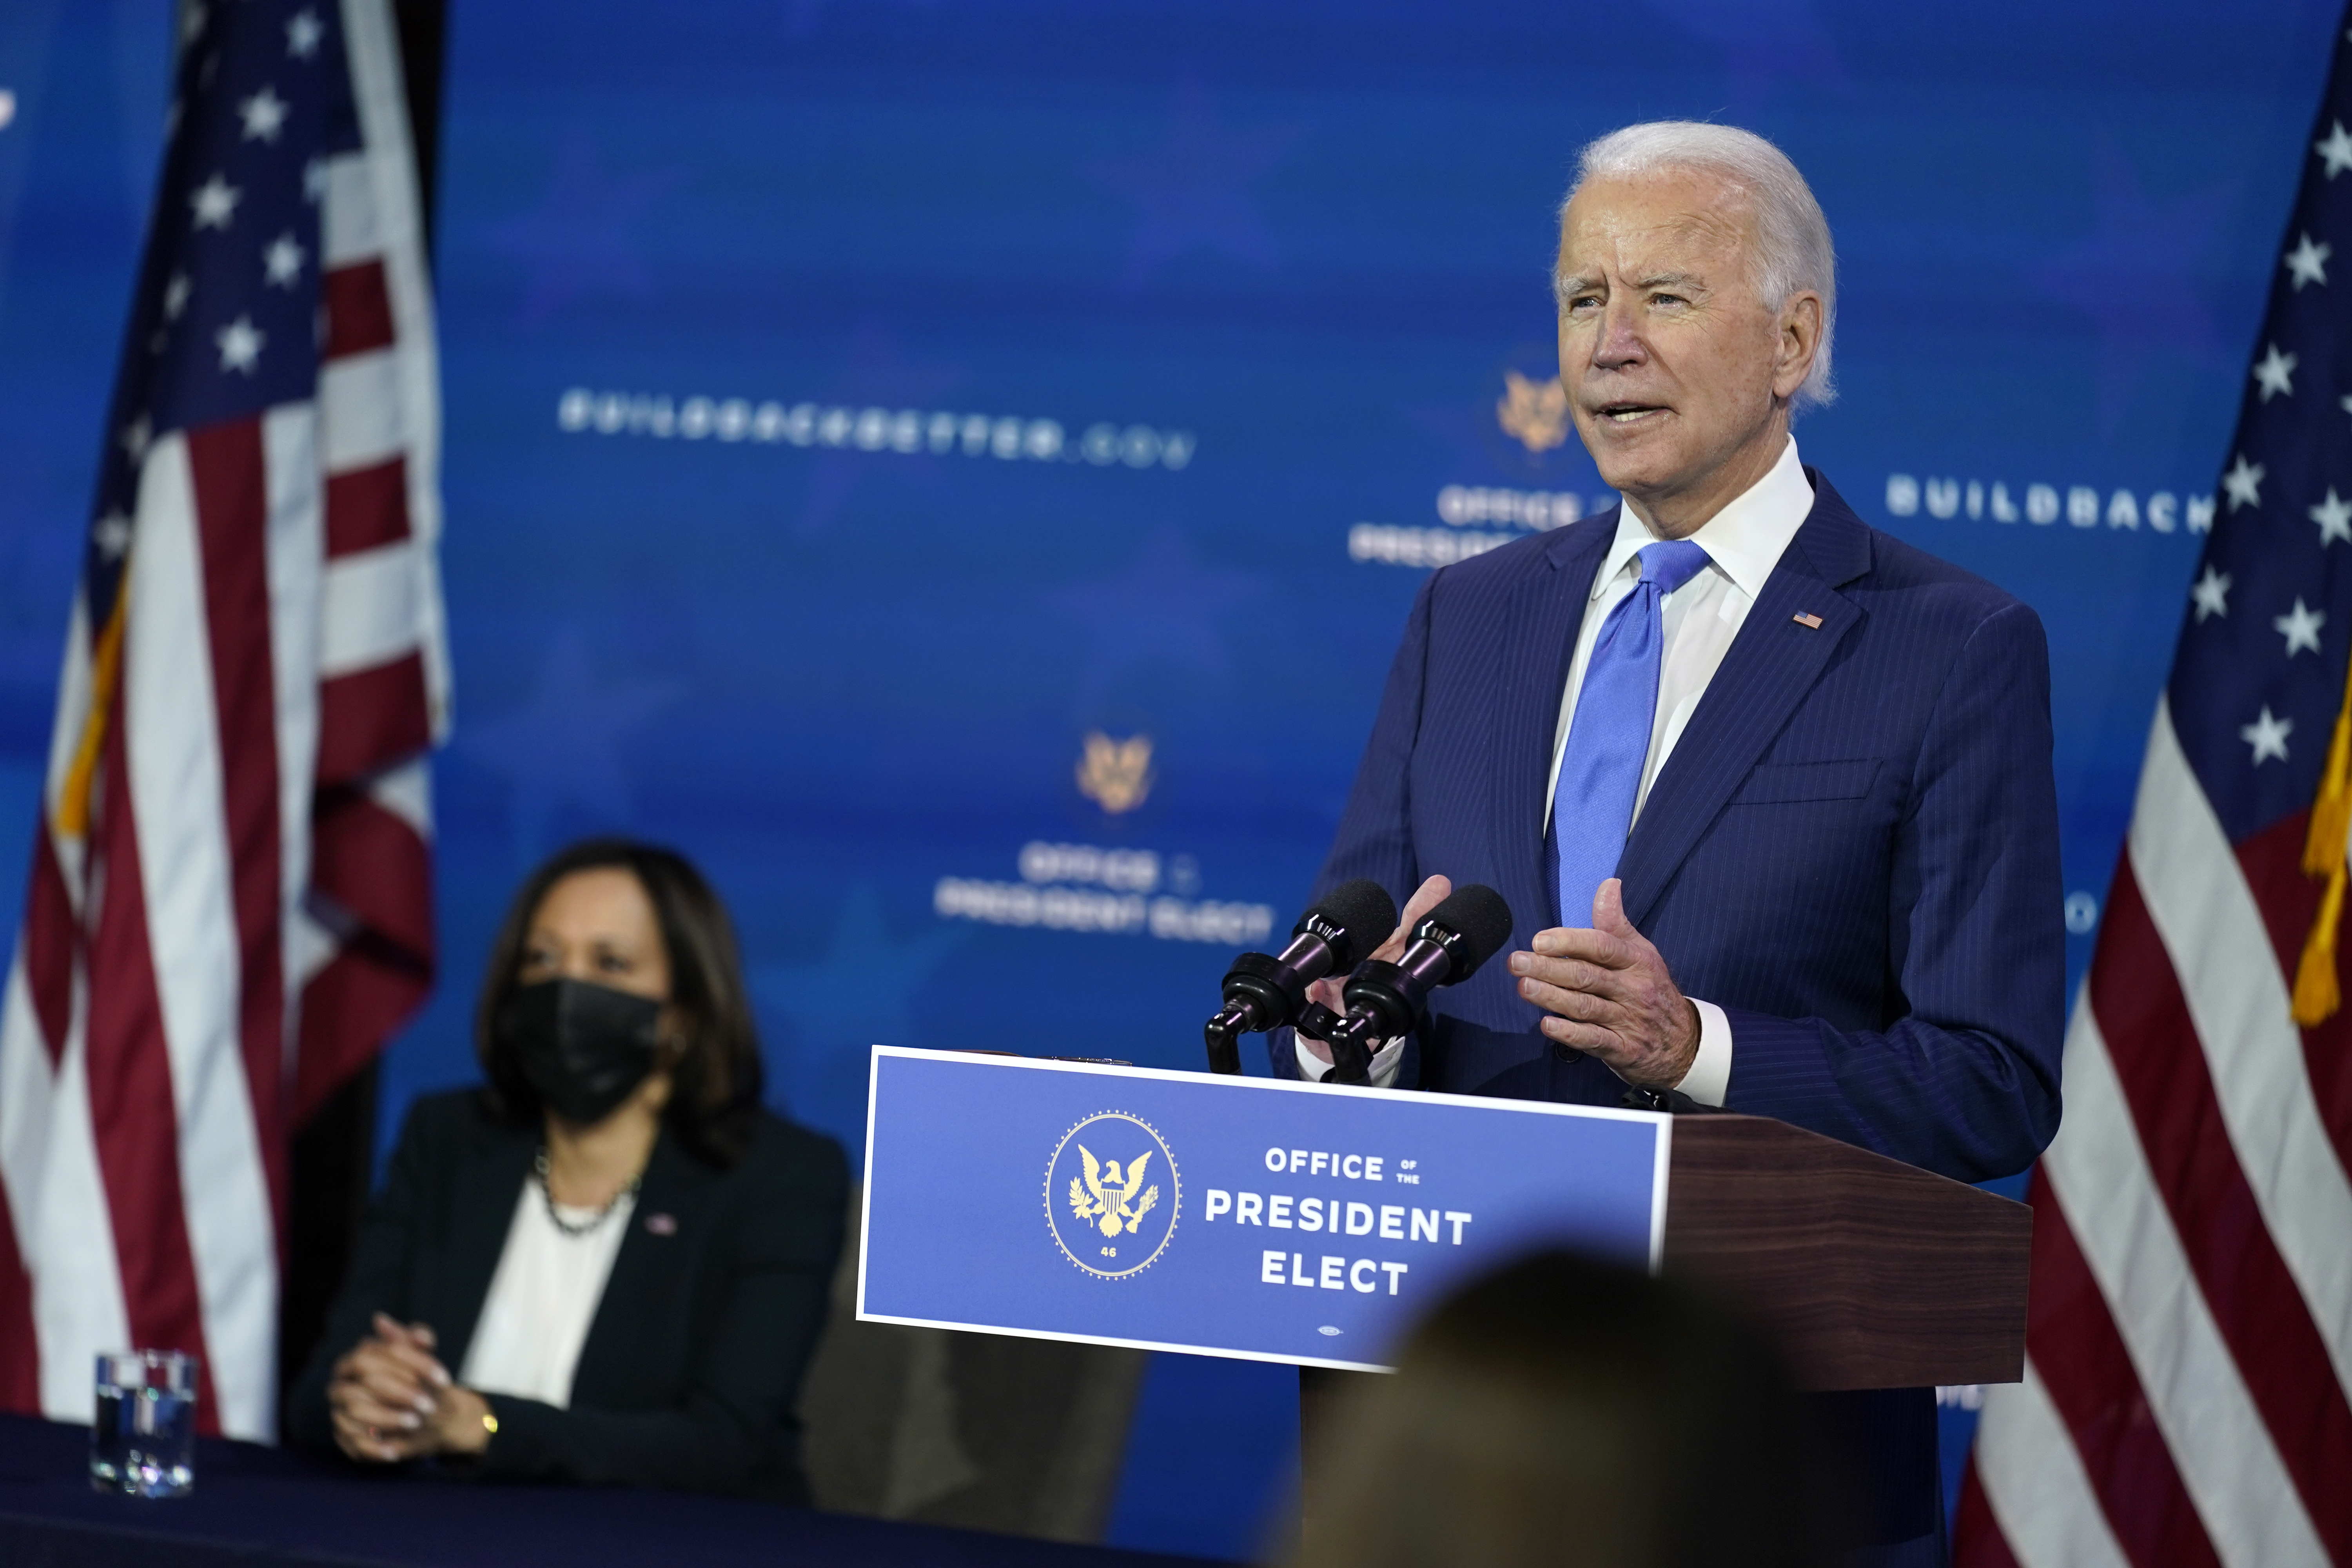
[[1421, 884, 1514, 981], [1300, 879, 1401, 969]]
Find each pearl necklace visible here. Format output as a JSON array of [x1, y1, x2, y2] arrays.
[[533, 1146, 642, 1239]]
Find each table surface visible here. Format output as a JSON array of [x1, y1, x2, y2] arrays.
[[0, 1413, 1205, 1568]]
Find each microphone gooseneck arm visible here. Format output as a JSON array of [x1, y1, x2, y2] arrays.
[[1201, 940, 1327, 1074], [1203, 1009, 1245, 1075], [1198, 881, 1400, 1074]]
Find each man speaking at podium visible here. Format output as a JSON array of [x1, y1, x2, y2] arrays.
[[1283, 122, 2063, 1564]]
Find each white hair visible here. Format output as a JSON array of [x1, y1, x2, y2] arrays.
[[1562, 121, 1838, 411]]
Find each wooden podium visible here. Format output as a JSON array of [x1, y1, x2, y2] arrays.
[[1301, 1112, 2027, 1421], [1659, 1113, 2030, 1390], [1294, 1111, 2026, 1541]]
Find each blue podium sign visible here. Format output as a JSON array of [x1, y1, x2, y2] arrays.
[[857, 1047, 1670, 1372]]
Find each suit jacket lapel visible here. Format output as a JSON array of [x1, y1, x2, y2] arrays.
[[570, 1132, 717, 1399], [1616, 475, 1874, 929], [1491, 515, 1615, 935]]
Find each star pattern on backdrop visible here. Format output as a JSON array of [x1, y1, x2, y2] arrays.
[[1087, 81, 1299, 289], [749, 885, 968, 1143], [483, 131, 676, 326], [2030, 134, 2234, 437], [463, 629, 681, 859], [753, 887, 962, 1051], [1043, 526, 1263, 704], [1643, 0, 1852, 109], [792, 321, 967, 538]]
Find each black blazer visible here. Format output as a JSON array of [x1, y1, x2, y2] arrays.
[[288, 1089, 848, 1503]]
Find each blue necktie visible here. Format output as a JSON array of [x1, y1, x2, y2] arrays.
[[1552, 539, 1713, 929]]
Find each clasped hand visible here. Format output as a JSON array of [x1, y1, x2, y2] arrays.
[[1511, 877, 1699, 1088], [327, 1312, 494, 1463]]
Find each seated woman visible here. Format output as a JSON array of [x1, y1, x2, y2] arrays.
[[288, 839, 847, 1503]]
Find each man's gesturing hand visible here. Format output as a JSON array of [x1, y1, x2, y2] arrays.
[[1297, 874, 1452, 1067], [1509, 878, 1698, 1088]]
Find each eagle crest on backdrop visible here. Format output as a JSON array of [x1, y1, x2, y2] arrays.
[[1067, 1146, 1160, 1238], [1076, 731, 1154, 815], [1497, 368, 1571, 453]]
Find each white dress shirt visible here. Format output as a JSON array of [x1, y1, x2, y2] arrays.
[[1300, 437, 1815, 1101], [458, 1178, 635, 1408]]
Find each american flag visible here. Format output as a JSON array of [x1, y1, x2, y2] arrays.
[[1957, 16, 2352, 1568], [0, 0, 446, 1441]]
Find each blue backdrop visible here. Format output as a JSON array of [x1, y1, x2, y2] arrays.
[[0, 0, 2341, 1556]]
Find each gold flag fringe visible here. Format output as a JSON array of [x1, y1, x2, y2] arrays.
[[2292, 666, 2352, 1025], [53, 589, 128, 841]]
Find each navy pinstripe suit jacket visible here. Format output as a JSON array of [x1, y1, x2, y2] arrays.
[[1278, 470, 2065, 1187]]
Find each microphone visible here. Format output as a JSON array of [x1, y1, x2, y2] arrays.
[[1319, 884, 1514, 1085], [1202, 880, 1399, 1074]]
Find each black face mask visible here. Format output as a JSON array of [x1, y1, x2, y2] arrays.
[[497, 978, 665, 1127]]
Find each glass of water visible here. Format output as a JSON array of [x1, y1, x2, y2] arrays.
[[91, 1350, 198, 1497]]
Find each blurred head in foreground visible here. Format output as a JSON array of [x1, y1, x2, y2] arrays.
[[1299, 1249, 1836, 1568]]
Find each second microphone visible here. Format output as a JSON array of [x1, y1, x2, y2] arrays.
[[1308, 884, 1514, 1087]]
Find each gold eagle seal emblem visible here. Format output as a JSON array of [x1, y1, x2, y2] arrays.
[[1076, 731, 1154, 815], [1045, 1112, 1180, 1279], [1069, 1146, 1159, 1237], [1496, 368, 1570, 454]]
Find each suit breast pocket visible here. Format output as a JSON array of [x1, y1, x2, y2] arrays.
[[1732, 758, 1882, 805]]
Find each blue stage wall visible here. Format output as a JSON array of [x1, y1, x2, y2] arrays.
[[0, 0, 2343, 1555]]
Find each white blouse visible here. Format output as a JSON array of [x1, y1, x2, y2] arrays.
[[458, 1177, 633, 1408]]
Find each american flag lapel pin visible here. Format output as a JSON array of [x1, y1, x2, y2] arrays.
[[1793, 612, 1824, 629]]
